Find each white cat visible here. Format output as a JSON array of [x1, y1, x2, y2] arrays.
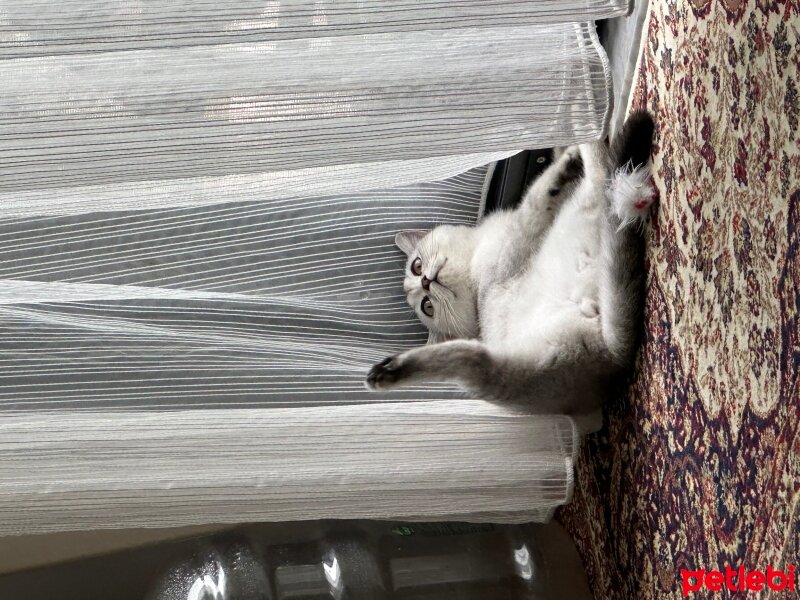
[[366, 113, 656, 420]]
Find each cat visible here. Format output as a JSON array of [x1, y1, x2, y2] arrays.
[[365, 112, 656, 421]]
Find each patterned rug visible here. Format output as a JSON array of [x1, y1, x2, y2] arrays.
[[557, 0, 800, 597]]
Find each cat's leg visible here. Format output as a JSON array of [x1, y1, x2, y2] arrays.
[[516, 146, 584, 244], [577, 141, 610, 185], [598, 111, 656, 367], [366, 340, 489, 390], [365, 341, 604, 414], [521, 146, 584, 211]]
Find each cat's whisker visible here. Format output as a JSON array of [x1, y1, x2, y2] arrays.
[[439, 294, 470, 339]]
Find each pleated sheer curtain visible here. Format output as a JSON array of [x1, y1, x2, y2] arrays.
[[0, 1, 626, 535]]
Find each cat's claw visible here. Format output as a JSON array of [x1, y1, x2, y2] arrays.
[[365, 355, 404, 390]]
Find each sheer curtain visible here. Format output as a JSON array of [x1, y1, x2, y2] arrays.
[[0, 1, 624, 535]]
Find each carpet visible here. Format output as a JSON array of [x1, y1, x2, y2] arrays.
[[557, 0, 800, 597]]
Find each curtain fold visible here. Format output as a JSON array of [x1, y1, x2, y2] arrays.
[[0, 169, 488, 411], [6, 0, 629, 56], [2, 18, 616, 210], [0, 1, 619, 535], [0, 403, 578, 535]]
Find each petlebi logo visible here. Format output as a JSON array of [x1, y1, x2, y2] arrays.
[[681, 566, 796, 596]]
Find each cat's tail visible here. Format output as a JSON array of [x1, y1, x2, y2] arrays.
[[600, 111, 656, 367]]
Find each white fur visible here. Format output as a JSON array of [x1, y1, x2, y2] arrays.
[[475, 154, 605, 367], [399, 144, 608, 371], [376, 137, 654, 416], [609, 164, 654, 231]]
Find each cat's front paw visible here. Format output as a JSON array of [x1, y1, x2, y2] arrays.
[[547, 146, 584, 197], [365, 355, 406, 391]]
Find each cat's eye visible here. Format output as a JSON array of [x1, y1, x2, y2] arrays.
[[421, 296, 434, 317], [410, 257, 422, 276]]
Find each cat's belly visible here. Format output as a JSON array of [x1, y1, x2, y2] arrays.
[[481, 199, 603, 357], [483, 273, 600, 356]]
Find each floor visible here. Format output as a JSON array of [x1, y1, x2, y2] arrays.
[[558, 0, 800, 597]]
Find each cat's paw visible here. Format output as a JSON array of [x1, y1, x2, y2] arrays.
[[547, 146, 584, 197], [561, 145, 581, 164], [560, 148, 584, 179], [365, 355, 405, 391], [552, 145, 580, 163]]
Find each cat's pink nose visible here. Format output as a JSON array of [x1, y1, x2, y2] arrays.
[[421, 275, 431, 290]]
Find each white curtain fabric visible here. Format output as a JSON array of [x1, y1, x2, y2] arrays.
[[0, 404, 578, 534], [0, 1, 623, 535], [1, 1, 625, 215], [0, 168, 491, 410]]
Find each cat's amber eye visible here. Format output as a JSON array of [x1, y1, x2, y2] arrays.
[[410, 257, 422, 276], [421, 296, 434, 317]]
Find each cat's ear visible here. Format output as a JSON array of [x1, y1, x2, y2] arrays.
[[395, 230, 428, 256], [426, 329, 451, 345]]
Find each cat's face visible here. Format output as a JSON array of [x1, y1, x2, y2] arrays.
[[395, 226, 478, 343]]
